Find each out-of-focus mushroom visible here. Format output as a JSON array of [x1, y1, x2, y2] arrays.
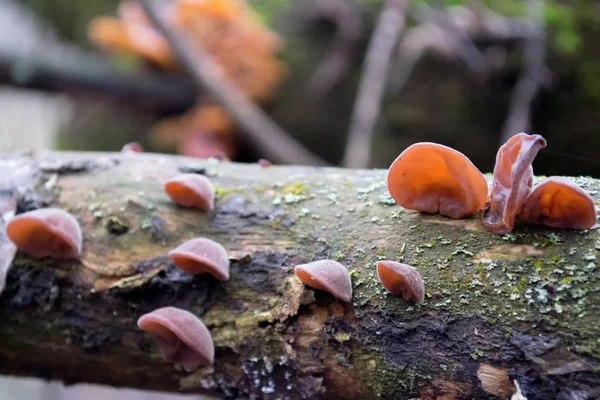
[[387, 143, 488, 219], [5, 208, 82, 259], [138, 306, 214, 372], [377, 261, 424, 303], [295, 260, 352, 302], [121, 142, 144, 153], [169, 238, 229, 280], [164, 173, 215, 210], [519, 177, 597, 229], [481, 133, 547, 234]]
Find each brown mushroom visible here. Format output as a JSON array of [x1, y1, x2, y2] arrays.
[[387, 143, 488, 219], [5, 208, 82, 259], [164, 173, 215, 210], [377, 261, 424, 303], [295, 260, 352, 302], [481, 133, 547, 234], [169, 238, 229, 280], [519, 177, 597, 229], [137, 307, 214, 372]]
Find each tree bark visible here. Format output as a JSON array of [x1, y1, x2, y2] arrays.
[[0, 151, 599, 400]]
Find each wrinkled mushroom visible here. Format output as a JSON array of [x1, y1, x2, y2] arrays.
[[519, 177, 597, 229], [387, 143, 488, 219], [481, 133, 547, 234], [137, 307, 214, 372], [164, 173, 215, 210], [295, 260, 352, 302], [377, 261, 424, 303], [169, 238, 229, 280], [5, 208, 82, 259]]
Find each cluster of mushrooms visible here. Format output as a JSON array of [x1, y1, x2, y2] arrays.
[[4, 132, 596, 373]]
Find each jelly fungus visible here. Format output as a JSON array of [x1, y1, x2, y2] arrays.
[[377, 261, 424, 303], [164, 173, 215, 210], [169, 238, 229, 280], [387, 143, 488, 219], [121, 142, 144, 153], [481, 133, 547, 234], [294, 260, 352, 302], [519, 177, 597, 229], [137, 307, 214, 372], [6, 208, 82, 259]]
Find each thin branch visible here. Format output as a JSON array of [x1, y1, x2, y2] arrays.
[[138, 0, 328, 166], [305, 0, 363, 98], [500, 0, 546, 144], [342, 0, 409, 168]]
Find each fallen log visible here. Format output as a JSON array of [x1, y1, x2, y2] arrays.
[[0, 151, 598, 400]]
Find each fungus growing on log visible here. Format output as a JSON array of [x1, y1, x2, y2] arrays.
[[387, 143, 488, 219], [519, 177, 597, 229], [377, 261, 424, 303], [137, 307, 214, 372], [481, 133, 547, 234], [5, 208, 82, 259], [164, 173, 215, 210], [169, 238, 229, 280], [294, 260, 352, 302], [121, 142, 144, 153]]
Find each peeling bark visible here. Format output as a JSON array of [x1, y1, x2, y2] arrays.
[[0, 151, 599, 400]]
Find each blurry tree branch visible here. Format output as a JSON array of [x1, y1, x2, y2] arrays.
[[138, 0, 329, 166], [0, 50, 197, 113], [342, 0, 408, 169], [499, 0, 546, 144], [304, 0, 363, 98]]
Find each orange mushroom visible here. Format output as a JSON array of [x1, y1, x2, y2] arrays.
[[164, 173, 215, 210], [169, 238, 229, 280], [387, 143, 488, 219], [138, 306, 214, 372], [519, 177, 597, 229], [294, 260, 352, 302], [481, 133, 547, 234], [5, 208, 82, 259], [377, 261, 424, 303]]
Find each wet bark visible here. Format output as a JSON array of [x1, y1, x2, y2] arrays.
[[0, 151, 599, 400]]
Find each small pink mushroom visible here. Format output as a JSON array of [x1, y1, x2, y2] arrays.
[[137, 307, 214, 372], [377, 261, 424, 303], [258, 158, 272, 168], [164, 173, 215, 210], [169, 238, 229, 280], [5, 208, 82, 259], [294, 260, 352, 302], [121, 142, 144, 153], [519, 177, 597, 229], [481, 133, 547, 234]]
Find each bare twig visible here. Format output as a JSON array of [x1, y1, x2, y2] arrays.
[[305, 0, 363, 98], [500, 0, 546, 144], [138, 0, 328, 166], [342, 0, 408, 168]]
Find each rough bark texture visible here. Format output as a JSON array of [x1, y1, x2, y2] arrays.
[[0, 151, 599, 400]]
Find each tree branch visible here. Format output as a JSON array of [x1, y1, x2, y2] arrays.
[[500, 0, 546, 144], [138, 0, 328, 166], [342, 0, 409, 168]]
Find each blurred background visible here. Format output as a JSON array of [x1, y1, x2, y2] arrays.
[[0, 0, 599, 398]]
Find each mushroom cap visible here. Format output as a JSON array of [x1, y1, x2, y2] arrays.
[[164, 173, 215, 210], [121, 142, 144, 153], [137, 307, 214, 372], [481, 133, 547, 234], [5, 208, 82, 259], [519, 177, 597, 229], [387, 142, 488, 219], [169, 238, 229, 280], [294, 260, 352, 302], [377, 261, 424, 303]]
